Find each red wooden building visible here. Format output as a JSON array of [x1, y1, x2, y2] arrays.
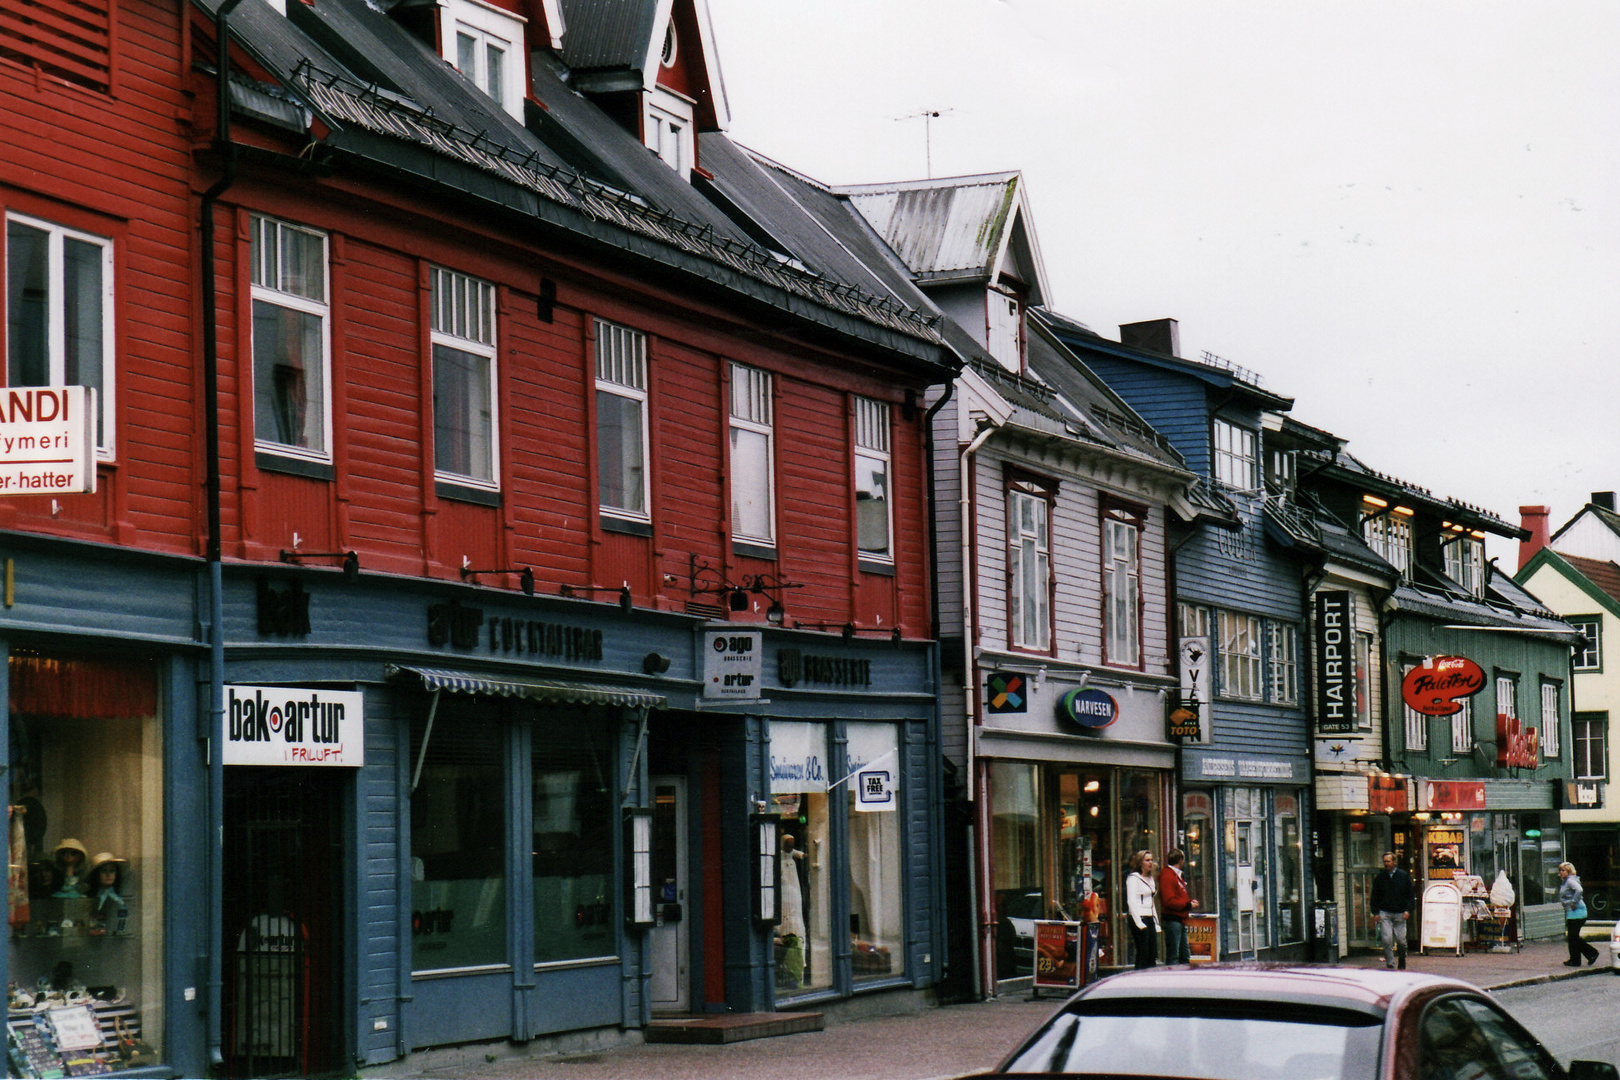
[[1, 0, 955, 1072]]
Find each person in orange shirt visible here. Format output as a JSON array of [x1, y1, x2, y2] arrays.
[[1158, 848, 1199, 964]]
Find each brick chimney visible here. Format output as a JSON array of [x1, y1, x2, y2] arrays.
[[1518, 505, 1551, 570], [1119, 318, 1180, 358]]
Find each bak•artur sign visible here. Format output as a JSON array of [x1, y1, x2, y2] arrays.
[[223, 685, 364, 766], [0, 386, 97, 495]]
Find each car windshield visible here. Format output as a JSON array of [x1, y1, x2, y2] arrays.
[[1002, 1000, 1383, 1079]]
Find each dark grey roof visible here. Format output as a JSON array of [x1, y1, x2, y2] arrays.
[[1298, 447, 1522, 538], [555, 0, 659, 72], [1387, 583, 1578, 642], [1316, 516, 1398, 580], [192, 0, 949, 364]]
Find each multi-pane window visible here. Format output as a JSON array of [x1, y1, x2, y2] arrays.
[[1179, 602, 1210, 640], [1212, 419, 1257, 490], [250, 215, 329, 459], [1496, 675, 1517, 720], [854, 397, 892, 562], [1570, 617, 1602, 671], [430, 267, 497, 486], [6, 213, 114, 454], [1572, 715, 1607, 781], [1218, 611, 1262, 700], [1103, 508, 1141, 667], [1363, 505, 1413, 578], [1444, 536, 1485, 597], [1268, 622, 1298, 705], [729, 364, 774, 544], [1451, 695, 1473, 755], [1008, 484, 1050, 651], [443, 1, 526, 119], [1541, 681, 1561, 757], [1265, 448, 1296, 499], [595, 320, 649, 519], [1402, 664, 1428, 751]]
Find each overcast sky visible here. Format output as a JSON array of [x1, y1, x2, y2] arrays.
[[706, 0, 1620, 562]]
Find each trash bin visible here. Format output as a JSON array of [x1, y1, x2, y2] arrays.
[[1313, 901, 1338, 963]]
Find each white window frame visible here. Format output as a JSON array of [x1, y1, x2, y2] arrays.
[[853, 396, 892, 564], [1218, 610, 1263, 701], [1573, 715, 1606, 781], [1496, 674, 1517, 720], [442, 0, 528, 120], [1103, 509, 1141, 667], [986, 287, 1022, 372], [1571, 617, 1602, 671], [728, 363, 774, 546], [1363, 509, 1413, 579], [1402, 664, 1428, 752], [430, 267, 499, 489], [1541, 681, 1561, 757], [1008, 484, 1051, 652], [4, 212, 116, 459], [249, 214, 332, 463], [1268, 621, 1298, 705], [1451, 694, 1473, 755], [594, 319, 650, 521], [644, 88, 696, 180], [1444, 536, 1485, 597], [1212, 419, 1257, 490]]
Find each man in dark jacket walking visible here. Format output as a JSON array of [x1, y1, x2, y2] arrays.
[[1371, 851, 1415, 969]]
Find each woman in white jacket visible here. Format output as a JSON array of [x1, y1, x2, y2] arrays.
[[1126, 850, 1160, 970]]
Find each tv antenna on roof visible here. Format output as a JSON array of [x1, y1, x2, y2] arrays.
[[896, 108, 955, 178]]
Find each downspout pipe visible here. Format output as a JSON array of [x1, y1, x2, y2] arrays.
[[957, 415, 998, 997], [920, 378, 954, 995], [200, 0, 245, 1067]]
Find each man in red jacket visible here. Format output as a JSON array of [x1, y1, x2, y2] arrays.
[[1158, 848, 1199, 964]]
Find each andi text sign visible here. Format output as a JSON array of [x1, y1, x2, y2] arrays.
[[0, 386, 96, 495]]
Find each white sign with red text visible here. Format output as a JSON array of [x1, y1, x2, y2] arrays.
[[0, 386, 96, 495], [223, 685, 364, 766]]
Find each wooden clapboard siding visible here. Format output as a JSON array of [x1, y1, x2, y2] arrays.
[[1080, 357, 1213, 479]]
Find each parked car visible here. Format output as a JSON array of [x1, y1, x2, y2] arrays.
[[985, 964, 1618, 1079]]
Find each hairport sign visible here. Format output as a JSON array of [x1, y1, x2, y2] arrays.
[[0, 387, 96, 495], [223, 685, 365, 766]]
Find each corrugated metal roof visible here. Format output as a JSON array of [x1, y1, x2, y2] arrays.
[[1387, 586, 1579, 641], [556, 0, 660, 72], [840, 173, 1020, 280]]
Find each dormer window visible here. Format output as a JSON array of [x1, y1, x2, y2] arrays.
[[1212, 419, 1257, 490], [1362, 497, 1413, 579], [442, 0, 528, 122], [644, 88, 695, 180], [1265, 448, 1295, 500], [1444, 532, 1486, 598], [986, 288, 1022, 372]]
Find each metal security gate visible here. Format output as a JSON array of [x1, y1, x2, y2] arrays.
[[222, 768, 343, 1078]]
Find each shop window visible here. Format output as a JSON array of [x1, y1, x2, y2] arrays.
[[1060, 771, 1116, 967], [854, 397, 892, 564], [845, 723, 904, 983], [1573, 714, 1607, 781], [410, 704, 507, 972], [1275, 792, 1304, 944], [5, 213, 115, 455], [990, 762, 1043, 979], [1181, 789, 1214, 939], [595, 320, 649, 521], [769, 721, 832, 995], [430, 267, 498, 488], [7, 654, 163, 1069], [729, 364, 775, 546], [250, 215, 330, 461], [532, 719, 615, 965]]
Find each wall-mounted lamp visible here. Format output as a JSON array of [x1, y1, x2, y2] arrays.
[[279, 547, 360, 583], [459, 557, 535, 595], [561, 582, 633, 613], [624, 807, 654, 929], [643, 651, 671, 676], [687, 554, 802, 623], [751, 811, 781, 926]]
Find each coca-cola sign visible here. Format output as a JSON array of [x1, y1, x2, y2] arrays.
[[1496, 713, 1540, 769], [1401, 656, 1486, 717]]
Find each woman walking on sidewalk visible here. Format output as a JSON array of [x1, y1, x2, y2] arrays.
[[1557, 861, 1601, 967], [1126, 851, 1161, 971]]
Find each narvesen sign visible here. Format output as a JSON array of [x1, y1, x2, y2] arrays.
[[1401, 656, 1486, 717], [0, 386, 96, 495], [224, 685, 364, 766], [1315, 591, 1355, 734], [1059, 687, 1118, 731]]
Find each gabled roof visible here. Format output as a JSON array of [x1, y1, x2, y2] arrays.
[[1298, 447, 1523, 539], [1516, 547, 1620, 623], [1550, 501, 1620, 545], [837, 172, 1050, 304], [556, 0, 730, 126]]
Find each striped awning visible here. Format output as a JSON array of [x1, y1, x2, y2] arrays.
[[387, 665, 665, 710]]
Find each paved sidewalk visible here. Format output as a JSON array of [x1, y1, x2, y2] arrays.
[[399, 938, 1611, 1080]]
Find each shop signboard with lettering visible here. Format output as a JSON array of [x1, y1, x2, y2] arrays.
[[1032, 921, 1081, 990], [223, 685, 365, 766], [704, 631, 761, 699], [1496, 713, 1540, 768], [0, 386, 96, 496], [1178, 637, 1211, 743], [1058, 687, 1117, 731], [1420, 882, 1463, 955], [1425, 780, 1486, 812], [1185, 913, 1218, 964], [1401, 656, 1485, 716], [1564, 780, 1604, 809], [1314, 591, 1355, 734]]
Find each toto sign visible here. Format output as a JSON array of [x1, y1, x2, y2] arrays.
[[1401, 656, 1486, 717], [1059, 687, 1118, 731]]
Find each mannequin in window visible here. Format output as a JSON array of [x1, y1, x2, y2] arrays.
[[52, 839, 88, 899]]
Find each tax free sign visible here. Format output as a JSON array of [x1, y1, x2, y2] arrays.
[[223, 685, 365, 766], [0, 387, 96, 495]]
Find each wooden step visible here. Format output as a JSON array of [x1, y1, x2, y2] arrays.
[[645, 1011, 825, 1044]]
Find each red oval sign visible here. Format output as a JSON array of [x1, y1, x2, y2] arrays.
[[1401, 656, 1486, 716]]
